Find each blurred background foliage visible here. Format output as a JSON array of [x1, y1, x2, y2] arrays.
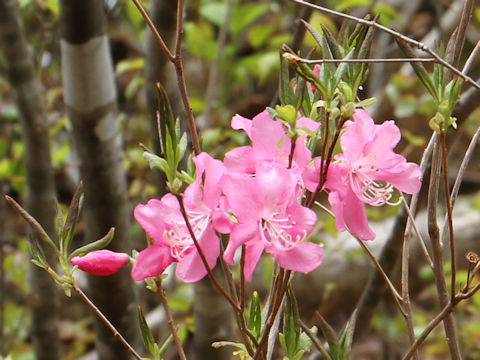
[[2, 0, 480, 359]]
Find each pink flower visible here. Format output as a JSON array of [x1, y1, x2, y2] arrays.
[[132, 153, 226, 282], [221, 162, 323, 281], [224, 110, 319, 174], [324, 109, 422, 240], [71, 250, 129, 276]]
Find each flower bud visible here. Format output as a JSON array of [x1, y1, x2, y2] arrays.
[[71, 250, 129, 276]]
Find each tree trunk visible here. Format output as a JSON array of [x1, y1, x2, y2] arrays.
[[0, 1, 61, 359], [59, 1, 141, 359]]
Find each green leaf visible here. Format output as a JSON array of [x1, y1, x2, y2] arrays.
[[156, 83, 177, 155], [138, 306, 159, 358], [68, 228, 115, 260], [157, 334, 174, 357], [143, 152, 167, 173], [61, 182, 83, 256], [283, 290, 300, 357], [395, 39, 438, 102], [5, 195, 59, 256], [338, 310, 357, 359], [248, 291, 262, 339], [316, 312, 340, 358]]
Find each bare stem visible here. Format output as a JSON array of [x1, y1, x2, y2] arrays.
[[402, 284, 480, 360], [72, 282, 143, 360], [131, 0, 201, 155], [154, 279, 187, 360], [438, 133, 456, 300], [298, 320, 332, 360], [427, 139, 461, 360]]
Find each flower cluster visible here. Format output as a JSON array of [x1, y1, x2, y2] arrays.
[[133, 110, 324, 282], [71, 109, 421, 281]]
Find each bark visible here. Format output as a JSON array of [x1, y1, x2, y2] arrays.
[[59, 1, 141, 359], [0, 1, 61, 359]]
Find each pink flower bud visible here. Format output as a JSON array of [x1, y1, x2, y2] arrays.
[[71, 250, 129, 276]]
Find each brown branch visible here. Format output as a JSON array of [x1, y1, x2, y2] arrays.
[[72, 283, 143, 360], [154, 279, 187, 360]]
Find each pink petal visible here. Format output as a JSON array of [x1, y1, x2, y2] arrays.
[[377, 162, 422, 194], [221, 172, 260, 222], [134, 195, 182, 243], [251, 111, 290, 165], [340, 187, 376, 241], [270, 242, 323, 273], [71, 250, 129, 276], [176, 226, 220, 282], [292, 137, 313, 169], [224, 146, 255, 173], [297, 117, 320, 132], [243, 241, 265, 282], [223, 221, 259, 265], [340, 109, 375, 161], [231, 114, 253, 139], [131, 244, 173, 281]]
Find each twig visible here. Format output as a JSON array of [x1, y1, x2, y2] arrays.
[[287, 0, 480, 91], [299, 320, 332, 360], [131, 0, 201, 155], [155, 279, 187, 360], [401, 196, 433, 267], [355, 239, 406, 316], [72, 282, 143, 360], [427, 139, 461, 360], [438, 133, 456, 300], [402, 284, 480, 360], [462, 40, 480, 75], [288, 56, 437, 64], [441, 125, 480, 237]]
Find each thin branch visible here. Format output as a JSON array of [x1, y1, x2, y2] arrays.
[[155, 279, 187, 360], [286, 55, 437, 64], [72, 283, 143, 360], [427, 139, 461, 360], [131, 0, 174, 61], [287, 0, 480, 91], [402, 284, 480, 360], [401, 196, 433, 268], [299, 320, 332, 360], [354, 238, 406, 317], [462, 40, 480, 75], [131, 0, 201, 155], [438, 133, 456, 300]]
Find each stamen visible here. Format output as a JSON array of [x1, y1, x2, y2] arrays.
[[350, 166, 399, 206], [164, 210, 210, 261], [259, 212, 307, 250]]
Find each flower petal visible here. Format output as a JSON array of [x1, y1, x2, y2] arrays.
[[270, 242, 323, 273], [131, 244, 173, 281], [176, 226, 220, 282]]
